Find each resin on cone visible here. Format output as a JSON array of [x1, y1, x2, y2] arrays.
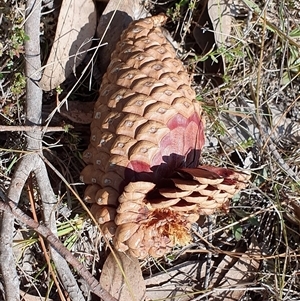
[[81, 14, 250, 258]]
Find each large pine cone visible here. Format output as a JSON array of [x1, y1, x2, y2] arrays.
[[81, 14, 250, 258]]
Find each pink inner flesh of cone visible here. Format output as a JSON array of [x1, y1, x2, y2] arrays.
[[126, 112, 204, 178]]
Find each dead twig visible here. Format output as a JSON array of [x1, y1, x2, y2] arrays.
[[0, 0, 89, 300], [27, 176, 67, 301], [35, 157, 85, 301], [26, 0, 84, 298], [0, 153, 38, 300], [0, 125, 72, 132], [0, 188, 118, 301]]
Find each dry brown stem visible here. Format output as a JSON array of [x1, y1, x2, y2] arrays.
[[0, 188, 118, 301], [27, 176, 67, 301], [0, 155, 36, 300], [35, 158, 85, 301], [0, 0, 114, 300], [0, 125, 70, 132]]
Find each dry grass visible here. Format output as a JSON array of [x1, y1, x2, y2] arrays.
[[0, 0, 300, 300]]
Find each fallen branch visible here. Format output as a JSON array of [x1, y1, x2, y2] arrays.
[[0, 188, 118, 301], [27, 175, 67, 301], [0, 154, 36, 300], [0, 0, 92, 300], [35, 157, 86, 301], [0, 125, 71, 132]]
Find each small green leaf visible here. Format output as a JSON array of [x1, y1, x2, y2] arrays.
[[248, 217, 259, 226], [56, 85, 63, 94], [233, 224, 243, 241]]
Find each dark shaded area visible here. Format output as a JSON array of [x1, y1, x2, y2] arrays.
[[122, 150, 202, 185], [192, 1, 225, 87], [97, 10, 133, 75]]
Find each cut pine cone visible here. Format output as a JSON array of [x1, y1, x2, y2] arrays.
[[81, 14, 250, 258]]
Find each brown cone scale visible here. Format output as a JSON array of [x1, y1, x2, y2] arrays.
[[81, 14, 250, 258]]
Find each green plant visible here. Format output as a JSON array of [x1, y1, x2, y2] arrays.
[[9, 26, 29, 58], [166, 0, 190, 21], [11, 72, 26, 95]]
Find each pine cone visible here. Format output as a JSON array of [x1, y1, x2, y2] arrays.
[[81, 14, 250, 258]]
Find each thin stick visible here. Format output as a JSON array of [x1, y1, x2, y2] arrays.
[[27, 176, 67, 301], [34, 158, 85, 301], [0, 154, 36, 301], [0, 1, 86, 300], [24, 0, 86, 298], [0, 189, 118, 301], [0, 125, 71, 132]]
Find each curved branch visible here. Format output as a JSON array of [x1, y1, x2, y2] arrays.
[[0, 189, 118, 301], [0, 0, 89, 300], [0, 154, 38, 301], [34, 159, 85, 301]]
